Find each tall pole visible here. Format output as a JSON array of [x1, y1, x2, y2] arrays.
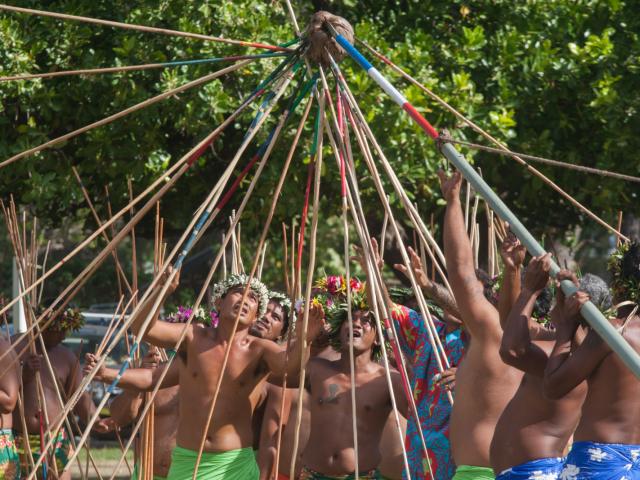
[[12, 258, 26, 333], [326, 23, 640, 379]]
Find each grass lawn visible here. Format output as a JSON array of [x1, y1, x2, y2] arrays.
[[70, 443, 134, 480]]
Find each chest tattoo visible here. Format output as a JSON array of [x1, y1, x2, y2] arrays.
[[318, 383, 340, 404]]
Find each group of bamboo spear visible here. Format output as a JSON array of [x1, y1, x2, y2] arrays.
[[0, 3, 635, 480]]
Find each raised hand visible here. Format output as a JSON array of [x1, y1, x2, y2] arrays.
[[500, 233, 526, 271], [561, 291, 590, 328], [352, 237, 384, 274], [394, 246, 430, 289], [306, 303, 326, 343], [523, 253, 552, 294], [437, 169, 463, 202], [159, 266, 180, 294], [24, 353, 42, 373]]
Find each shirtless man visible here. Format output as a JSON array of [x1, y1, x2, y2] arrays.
[[300, 294, 408, 479], [491, 252, 589, 479], [439, 170, 523, 480], [127, 271, 323, 479], [14, 309, 108, 480], [0, 335, 20, 479], [545, 241, 640, 479]]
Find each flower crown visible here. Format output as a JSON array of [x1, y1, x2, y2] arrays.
[[165, 305, 216, 327], [37, 306, 85, 333], [268, 291, 292, 315], [608, 241, 640, 304], [211, 273, 270, 318]]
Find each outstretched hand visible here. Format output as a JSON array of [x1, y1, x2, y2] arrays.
[[159, 266, 180, 295], [437, 169, 462, 202], [394, 246, 430, 289], [92, 417, 117, 434], [500, 233, 526, 271], [523, 253, 552, 294], [305, 303, 326, 343], [352, 237, 384, 274], [560, 290, 590, 329]]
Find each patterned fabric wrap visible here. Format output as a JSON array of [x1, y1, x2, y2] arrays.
[[0, 430, 19, 480], [298, 466, 382, 479], [560, 441, 640, 479], [452, 465, 496, 479], [15, 430, 73, 479], [391, 305, 466, 480], [496, 457, 564, 480], [166, 446, 259, 480]]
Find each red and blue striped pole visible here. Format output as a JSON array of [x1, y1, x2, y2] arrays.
[[325, 23, 439, 141], [325, 22, 640, 379]]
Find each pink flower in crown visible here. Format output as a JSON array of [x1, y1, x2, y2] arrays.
[[349, 277, 362, 293], [326, 275, 343, 295]]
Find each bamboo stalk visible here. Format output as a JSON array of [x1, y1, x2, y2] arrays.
[[106, 77, 302, 480], [61, 65, 302, 479], [72, 167, 133, 294], [0, 77, 265, 325], [1, 59, 257, 169], [0, 4, 293, 52], [193, 95, 312, 480]]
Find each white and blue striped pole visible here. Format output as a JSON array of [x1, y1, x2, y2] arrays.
[[327, 23, 640, 379]]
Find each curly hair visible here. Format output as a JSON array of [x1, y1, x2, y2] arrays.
[[608, 241, 640, 304]]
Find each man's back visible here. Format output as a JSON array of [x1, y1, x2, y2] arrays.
[[451, 332, 522, 467], [490, 340, 586, 473], [576, 316, 640, 444]]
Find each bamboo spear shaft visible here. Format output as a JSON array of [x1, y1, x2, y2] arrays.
[[0, 59, 258, 169], [0, 53, 288, 82], [107, 84, 306, 480], [71, 167, 133, 294], [0, 4, 294, 52], [60, 63, 302, 477], [192, 94, 312, 480], [0, 64, 268, 323]]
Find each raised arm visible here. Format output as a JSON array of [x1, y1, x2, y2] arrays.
[[439, 170, 499, 338], [544, 291, 610, 398], [394, 246, 461, 318], [500, 254, 552, 376], [130, 268, 193, 350], [261, 303, 324, 378], [84, 353, 179, 392], [498, 234, 526, 328]]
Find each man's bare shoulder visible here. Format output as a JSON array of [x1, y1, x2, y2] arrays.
[[50, 344, 78, 363]]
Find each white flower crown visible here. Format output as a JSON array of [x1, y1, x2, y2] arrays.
[[211, 273, 270, 318]]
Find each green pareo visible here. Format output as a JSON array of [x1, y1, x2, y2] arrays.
[[452, 465, 496, 480], [166, 446, 258, 480]]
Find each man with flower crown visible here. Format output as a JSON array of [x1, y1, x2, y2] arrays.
[[12, 307, 110, 480], [0, 332, 20, 480], [297, 275, 408, 479], [123, 269, 324, 480]]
